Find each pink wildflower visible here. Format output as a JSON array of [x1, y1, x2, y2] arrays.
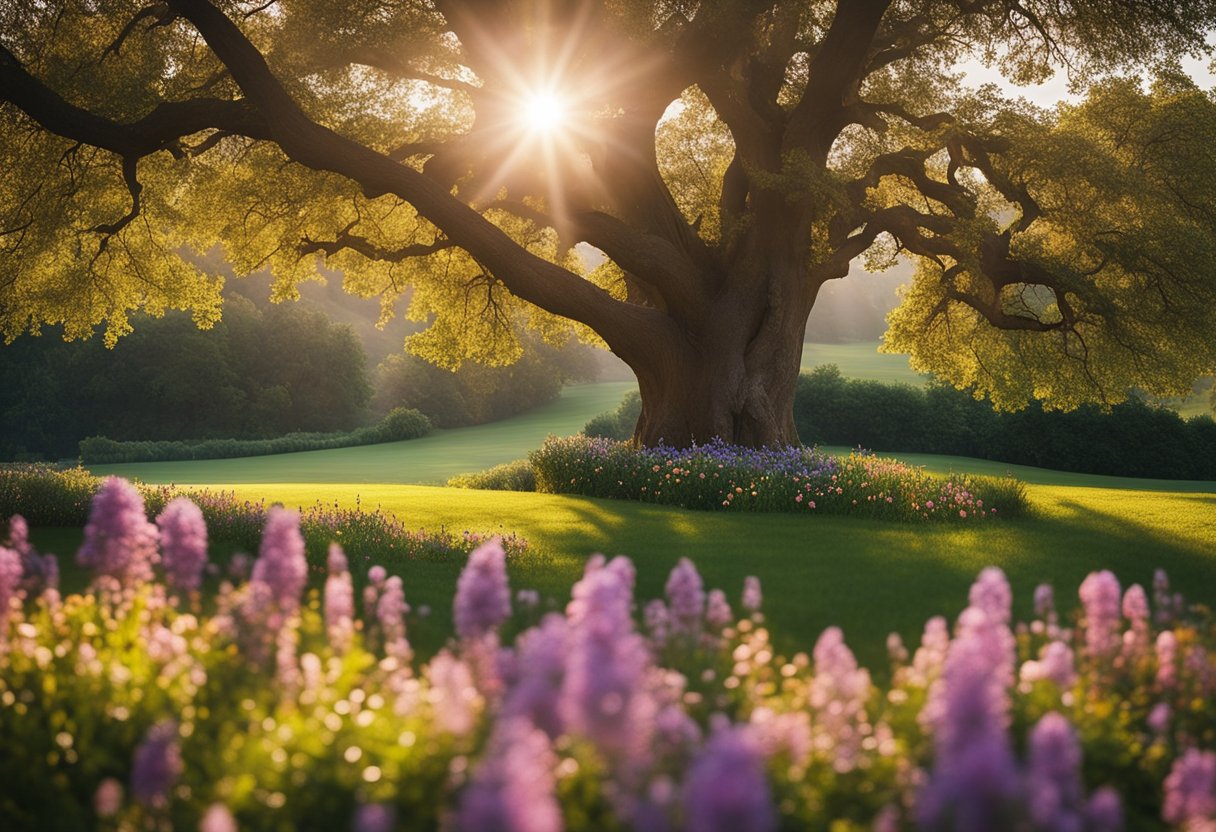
[[454, 540, 511, 640], [250, 507, 307, 612], [156, 498, 208, 592], [78, 477, 159, 587], [1079, 570, 1122, 660]]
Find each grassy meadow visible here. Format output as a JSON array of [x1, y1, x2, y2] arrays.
[[69, 367, 1216, 671], [29, 479, 1216, 676], [67, 354, 1216, 673]]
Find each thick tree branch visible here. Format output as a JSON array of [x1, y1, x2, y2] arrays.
[[164, 0, 671, 365], [786, 0, 894, 160], [0, 42, 270, 158], [298, 225, 457, 262]]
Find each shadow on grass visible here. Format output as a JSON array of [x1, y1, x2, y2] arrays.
[[26, 485, 1216, 681]]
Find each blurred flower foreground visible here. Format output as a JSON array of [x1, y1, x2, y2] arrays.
[[0, 477, 1213, 831]]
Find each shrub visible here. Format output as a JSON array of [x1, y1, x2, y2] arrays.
[[582, 390, 641, 440], [78, 408, 432, 465], [795, 365, 1216, 480], [447, 459, 536, 492], [1, 490, 1212, 830], [0, 465, 526, 566], [530, 435, 1026, 520]]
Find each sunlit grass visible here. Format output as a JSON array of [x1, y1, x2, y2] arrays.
[[89, 382, 635, 485], [36, 480, 1213, 675]]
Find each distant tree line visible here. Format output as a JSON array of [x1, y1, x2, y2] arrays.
[[78, 408, 431, 465], [795, 366, 1216, 481], [0, 297, 373, 461], [584, 369, 1216, 480], [372, 332, 599, 428], [0, 296, 600, 462]]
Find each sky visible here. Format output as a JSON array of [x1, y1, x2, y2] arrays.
[[958, 51, 1216, 106]]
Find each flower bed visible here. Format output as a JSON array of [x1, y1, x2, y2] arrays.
[[530, 436, 1027, 520], [0, 465, 528, 567], [1, 478, 1213, 830]]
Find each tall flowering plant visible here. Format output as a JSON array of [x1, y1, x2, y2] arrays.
[[0, 478, 1213, 830]]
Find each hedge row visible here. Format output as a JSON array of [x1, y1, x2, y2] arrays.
[[794, 366, 1216, 481], [78, 407, 431, 464], [584, 372, 1216, 481]]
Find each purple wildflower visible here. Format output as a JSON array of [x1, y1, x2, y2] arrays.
[[323, 544, 355, 653], [644, 599, 671, 647], [1148, 702, 1171, 735], [705, 589, 732, 630], [1163, 749, 1216, 827], [377, 575, 411, 659], [887, 632, 908, 664], [1123, 584, 1149, 628], [562, 557, 656, 763], [969, 567, 1012, 624], [427, 650, 481, 736], [665, 557, 705, 636], [454, 539, 511, 640], [1079, 570, 1122, 660], [809, 627, 871, 773], [742, 575, 762, 613], [250, 507, 307, 611], [353, 803, 397, 832], [918, 606, 1019, 831], [1022, 640, 1077, 691], [454, 717, 562, 832], [1025, 712, 1085, 832], [78, 477, 159, 587], [1156, 631, 1178, 689], [1153, 569, 1174, 626], [0, 546, 20, 629], [130, 720, 182, 809], [8, 514, 47, 595], [1085, 787, 1123, 832], [905, 616, 950, 688], [1033, 583, 1054, 619], [156, 498, 208, 592], [681, 726, 777, 832], [503, 614, 569, 738]]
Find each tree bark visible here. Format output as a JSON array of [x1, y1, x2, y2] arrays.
[[626, 257, 815, 448]]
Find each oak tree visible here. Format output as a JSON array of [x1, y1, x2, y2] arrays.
[[4, 0, 1216, 446]]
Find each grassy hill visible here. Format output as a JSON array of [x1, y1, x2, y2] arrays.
[[89, 382, 635, 485]]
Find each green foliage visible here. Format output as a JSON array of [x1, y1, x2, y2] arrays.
[[78, 408, 431, 465], [0, 298, 373, 460], [0, 464, 99, 527], [529, 435, 1026, 521], [884, 77, 1216, 411], [10, 492, 1210, 828], [373, 332, 597, 428], [581, 391, 641, 441], [795, 365, 1216, 480], [0, 464, 528, 566], [446, 459, 536, 492]]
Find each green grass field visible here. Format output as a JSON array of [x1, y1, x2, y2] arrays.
[[32, 479, 1216, 675], [800, 341, 927, 384], [68, 361, 1216, 674], [90, 381, 635, 485]]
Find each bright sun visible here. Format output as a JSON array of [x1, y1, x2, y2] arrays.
[[524, 91, 567, 133]]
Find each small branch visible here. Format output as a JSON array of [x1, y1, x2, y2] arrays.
[[102, 4, 172, 62], [90, 157, 143, 255], [297, 227, 457, 263]]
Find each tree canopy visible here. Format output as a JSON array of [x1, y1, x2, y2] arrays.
[[3, 0, 1216, 446]]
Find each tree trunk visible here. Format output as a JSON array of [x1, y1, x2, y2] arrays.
[[625, 260, 814, 448]]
